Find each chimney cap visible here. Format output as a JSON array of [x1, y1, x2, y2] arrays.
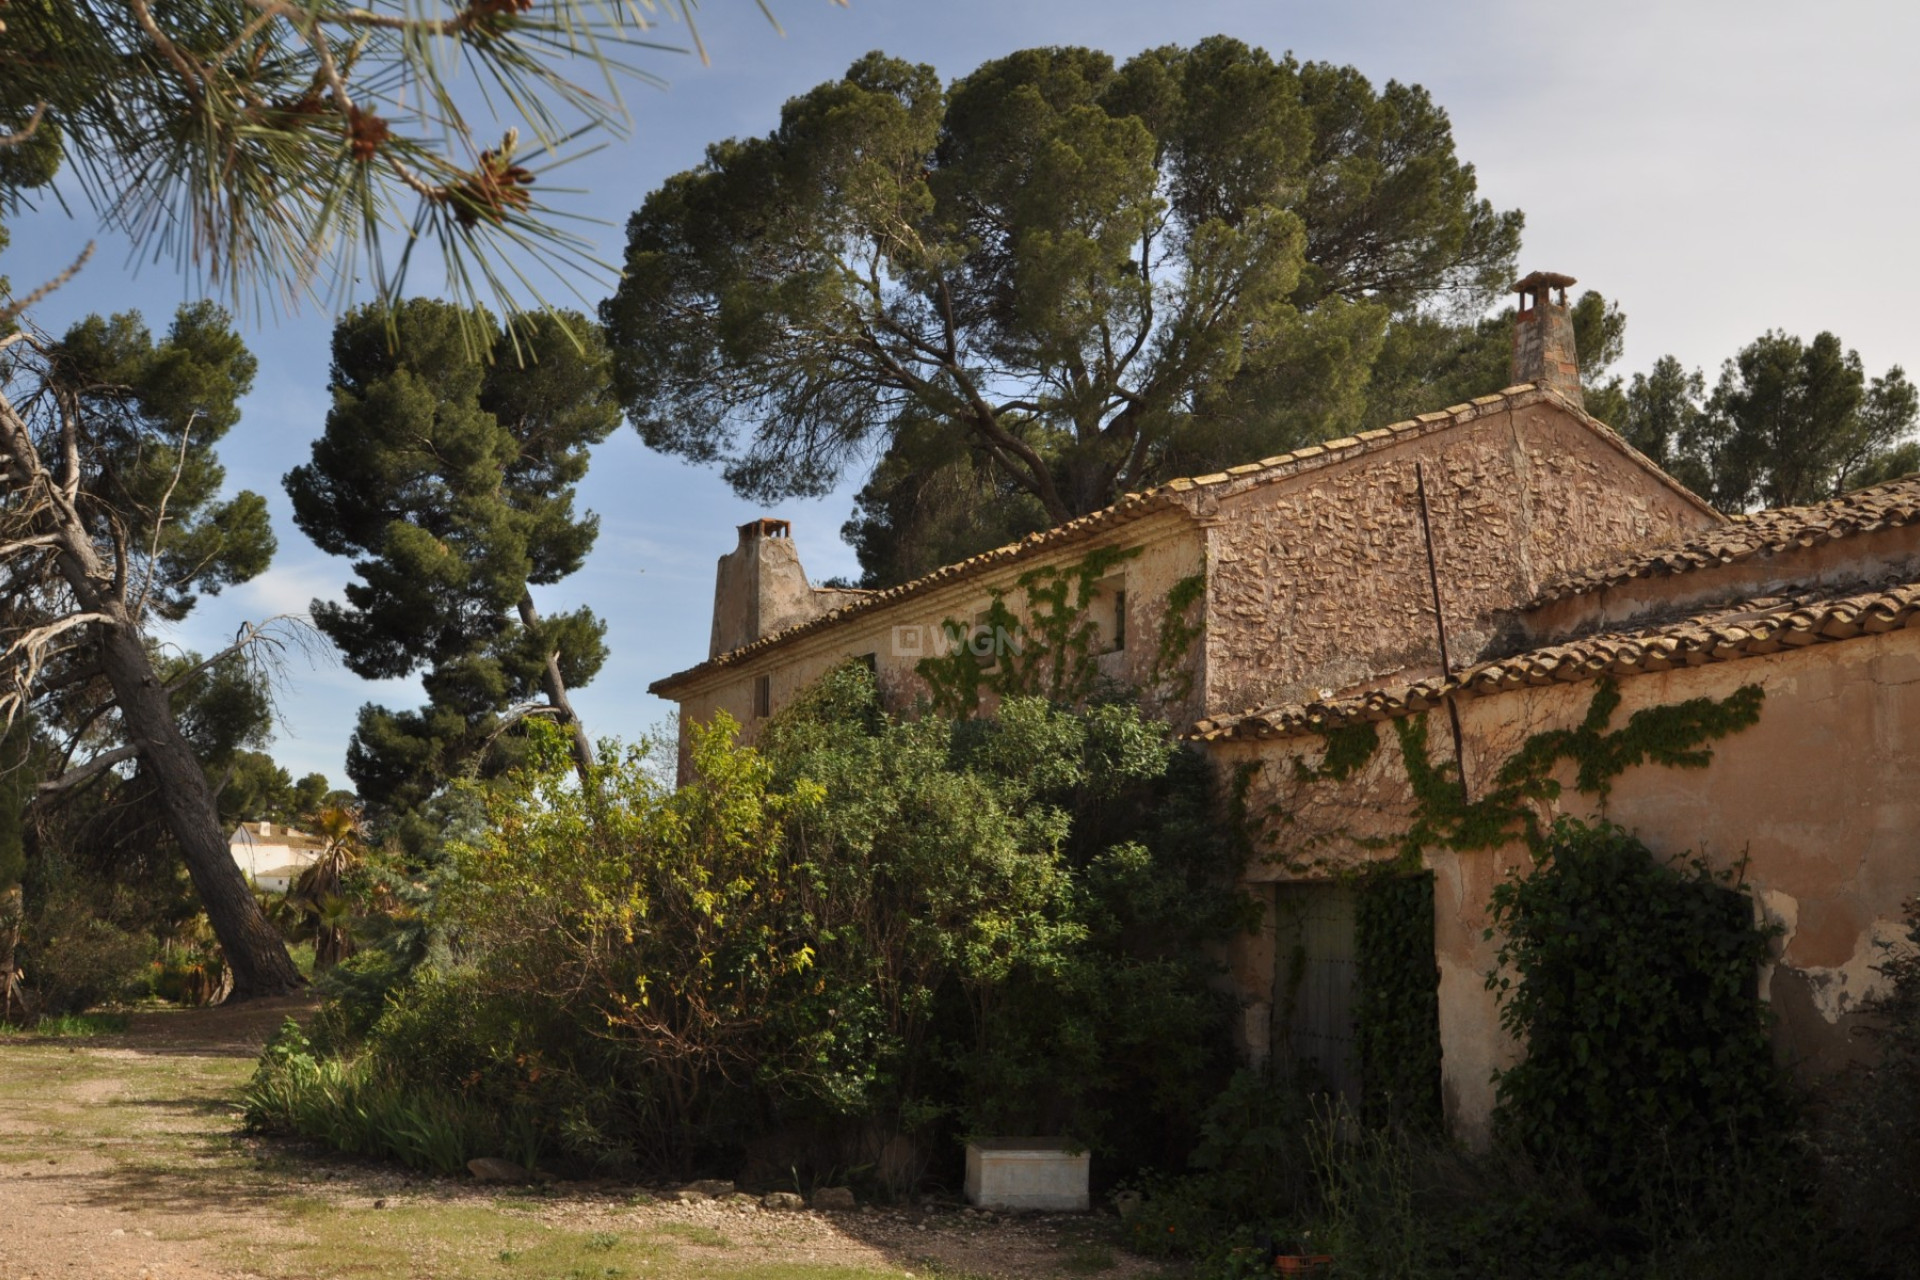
[[1513, 270, 1577, 299], [738, 518, 791, 540]]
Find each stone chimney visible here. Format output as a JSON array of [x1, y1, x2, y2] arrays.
[[709, 519, 816, 658], [1511, 271, 1583, 409]]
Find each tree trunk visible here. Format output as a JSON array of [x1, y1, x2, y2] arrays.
[[517, 591, 595, 784], [91, 614, 304, 998], [2, 390, 302, 1001], [0, 883, 27, 1022]]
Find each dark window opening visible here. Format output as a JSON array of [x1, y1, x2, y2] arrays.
[[753, 674, 771, 719], [973, 609, 1001, 673]]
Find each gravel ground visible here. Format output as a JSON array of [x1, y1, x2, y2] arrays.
[[0, 1001, 1175, 1280]]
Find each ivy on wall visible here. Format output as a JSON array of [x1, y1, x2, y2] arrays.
[[1250, 676, 1767, 872], [1149, 570, 1207, 702], [915, 547, 1209, 716], [1353, 867, 1443, 1133], [1393, 677, 1765, 861], [1486, 818, 1790, 1212]]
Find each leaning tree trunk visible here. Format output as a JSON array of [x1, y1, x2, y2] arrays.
[[42, 547, 303, 1000], [517, 591, 595, 784], [91, 611, 304, 998], [1, 392, 302, 1000]]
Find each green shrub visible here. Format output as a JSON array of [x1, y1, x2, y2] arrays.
[[307, 947, 411, 1055], [21, 888, 153, 1015], [244, 1019, 538, 1174], [1353, 869, 1442, 1132], [273, 666, 1250, 1186], [1486, 819, 1792, 1214], [1814, 898, 1920, 1276]]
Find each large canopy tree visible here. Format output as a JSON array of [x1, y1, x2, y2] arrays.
[[603, 39, 1523, 582], [1620, 331, 1918, 511], [0, 302, 302, 997], [286, 300, 617, 832]]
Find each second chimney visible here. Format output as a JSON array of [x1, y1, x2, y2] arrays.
[[709, 519, 813, 658], [1511, 271, 1583, 410]]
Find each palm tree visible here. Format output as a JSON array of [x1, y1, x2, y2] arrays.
[[292, 806, 364, 971]]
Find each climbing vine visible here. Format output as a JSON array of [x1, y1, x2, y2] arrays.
[[1391, 677, 1764, 862], [1292, 721, 1380, 785], [1252, 676, 1770, 1151], [1251, 677, 1766, 872], [1485, 818, 1790, 1212], [915, 545, 1204, 717], [1353, 866, 1443, 1132], [1149, 569, 1208, 701]]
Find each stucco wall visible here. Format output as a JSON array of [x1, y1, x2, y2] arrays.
[[1202, 402, 1716, 719], [667, 513, 1209, 774], [1211, 624, 1920, 1145]]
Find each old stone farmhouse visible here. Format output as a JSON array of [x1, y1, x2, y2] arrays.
[[651, 274, 1920, 1142]]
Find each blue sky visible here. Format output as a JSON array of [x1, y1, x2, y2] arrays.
[[11, 0, 1920, 784]]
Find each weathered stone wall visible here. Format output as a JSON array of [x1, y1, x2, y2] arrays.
[[668, 512, 1209, 775], [1209, 624, 1920, 1145], [1202, 401, 1716, 719]]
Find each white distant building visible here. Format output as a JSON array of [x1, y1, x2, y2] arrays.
[[228, 822, 327, 893]]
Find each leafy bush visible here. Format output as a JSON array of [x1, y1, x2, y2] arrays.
[[1353, 869, 1442, 1132], [20, 887, 153, 1015], [306, 947, 413, 1056], [1115, 1069, 1323, 1270], [1486, 819, 1792, 1214], [270, 665, 1250, 1187], [1814, 898, 1920, 1276]]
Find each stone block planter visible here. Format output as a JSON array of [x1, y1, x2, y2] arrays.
[[963, 1139, 1089, 1211]]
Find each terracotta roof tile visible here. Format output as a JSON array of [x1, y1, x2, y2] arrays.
[[1531, 474, 1920, 606], [1189, 578, 1920, 742], [650, 384, 1701, 695]]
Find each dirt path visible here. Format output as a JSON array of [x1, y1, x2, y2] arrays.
[[0, 1005, 1167, 1280]]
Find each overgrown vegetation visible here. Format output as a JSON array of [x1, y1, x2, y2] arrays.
[[232, 657, 1920, 1277], [1122, 822, 1848, 1280], [248, 665, 1251, 1190], [1812, 898, 1920, 1276], [1352, 869, 1441, 1132], [1487, 820, 1793, 1214]]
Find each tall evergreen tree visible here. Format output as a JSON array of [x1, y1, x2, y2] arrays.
[[604, 39, 1524, 584], [1620, 331, 1918, 511], [286, 300, 617, 832]]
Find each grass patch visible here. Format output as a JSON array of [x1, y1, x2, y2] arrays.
[[652, 1221, 732, 1248], [0, 1012, 130, 1037], [249, 1200, 915, 1280]]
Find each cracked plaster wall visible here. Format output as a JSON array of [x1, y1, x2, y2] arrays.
[[1202, 403, 1713, 719], [1210, 624, 1920, 1145]]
